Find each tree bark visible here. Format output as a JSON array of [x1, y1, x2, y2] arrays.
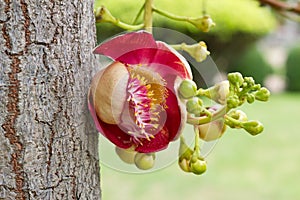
[[0, 0, 101, 199]]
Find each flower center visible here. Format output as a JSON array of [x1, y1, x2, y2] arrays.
[[123, 65, 168, 142]]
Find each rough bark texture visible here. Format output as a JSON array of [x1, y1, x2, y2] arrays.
[[0, 0, 101, 199]]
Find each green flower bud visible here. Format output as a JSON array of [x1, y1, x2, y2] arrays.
[[189, 15, 216, 32], [255, 87, 270, 102], [134, 153, 156, 170], [178, 79, 197, 99], [197, 119, 226, 141], [246, 93, 255, 104], [190, 158, 207, 175], [208, 80, 230, 105], [178, 158, 191, 173], [227, 95, 240, 109], [228, 110, 248, 122], [181, 42, 210, 62], [242, 120, 264, 135], [228, 72, 244, 87], [244, 77, 255, 88], [115, 146, 137, 164], [226, 110, 248, 129], [186, 97, 203, 114], [95, 6, 116, 23]]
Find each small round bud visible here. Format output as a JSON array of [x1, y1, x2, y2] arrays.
[[186, 97, 203, 114], [242, 120, 264, 135], [227, 95, 240, 109], [244, 77, 255, 87], [229, 110, 248, 122], [178, 79, 197, 99], [134, 153, 155, 170], [190, 159, 207, 175], [246, 94, 255, 104], [228, 72, 244, 87], [255, 87, 270, 102], [115, 146, 137, 164]]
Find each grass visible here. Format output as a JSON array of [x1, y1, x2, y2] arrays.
[[100, 93, 300, 200]]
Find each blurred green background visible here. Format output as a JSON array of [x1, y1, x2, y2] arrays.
[[94, 0, 300, 199]]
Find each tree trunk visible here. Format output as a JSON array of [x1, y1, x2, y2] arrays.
[[0, 0, 101, 199]]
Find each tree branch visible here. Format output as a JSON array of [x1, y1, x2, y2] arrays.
[[258, 0, 300, 15]]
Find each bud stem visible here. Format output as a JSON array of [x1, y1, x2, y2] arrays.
[[152, 6, 189, 22], [186, 105, 226, 125], [144, 0, 154, 33], [94, 6, 144, 30]]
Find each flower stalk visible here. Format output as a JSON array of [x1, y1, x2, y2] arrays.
[[152, 6, 215, 32], [95, 6, 144, 30], [144, 0, 154, 33]]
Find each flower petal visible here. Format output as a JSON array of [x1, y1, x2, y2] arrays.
[[93, 31, 156, 62], [88, 99, 133, 149], [152, 41, 192, 79], [135, 127, 170, 153], [164, 79, 187, 141], [94, 31, 192, 80], [90, 62, 129, 124]]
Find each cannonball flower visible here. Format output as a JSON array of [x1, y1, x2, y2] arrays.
[[89, 31, 193, 153]]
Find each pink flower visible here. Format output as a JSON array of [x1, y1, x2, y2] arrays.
[[89, 31, 192, 153]]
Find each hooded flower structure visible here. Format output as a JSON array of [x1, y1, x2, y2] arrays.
[[89, 31, 193, 153]]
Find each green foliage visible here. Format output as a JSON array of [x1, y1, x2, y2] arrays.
[[94, 0, 277, 40], [286, 46, 300, 91], [229, 45, 273, 85]]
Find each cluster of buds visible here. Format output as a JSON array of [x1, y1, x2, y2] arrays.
[[176, 71, 270, 174], [178, 137, 207, 175], [227, 72, 270, 109]]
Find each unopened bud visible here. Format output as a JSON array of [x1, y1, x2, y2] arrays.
[[209, 80, 230, 105], [255, 87, 270, 102], [178, 79, 197, 99], [115, 146, 137, 164], [134, 153, 156, 170], [246, 93, 255, 104], [228, 72, 244, 87], [186, 97, 203, 114], [95, 6, 116, 23], [189, 15, 216, 32], [244, 77, 255, 88], [190, 158, 207, 175], [227, 95, 240, 109], [182, 42, 210, 62], [228, 110, 248, 122], [178, 158, 191, 173], [242, 120, 264, 135], [197, 119, 226, 141]]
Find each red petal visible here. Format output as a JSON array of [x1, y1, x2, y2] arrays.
[[88, 97, 133, 149], [151, 42, 192, 79], [135, 127, 170, 153], [164, 86, 183, 141], [93, 31, 156, 62], [93, 31, 192, 80], [98, 121, 133, 149]]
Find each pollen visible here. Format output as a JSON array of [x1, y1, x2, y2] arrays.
[[125, 65, 168, 141]]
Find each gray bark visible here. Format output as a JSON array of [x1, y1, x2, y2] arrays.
[[0, 0, 101, 199]]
